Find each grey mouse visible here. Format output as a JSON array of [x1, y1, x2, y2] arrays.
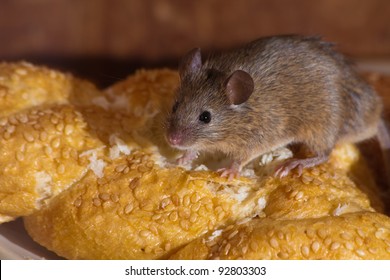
[[165, 35, 388, 179]]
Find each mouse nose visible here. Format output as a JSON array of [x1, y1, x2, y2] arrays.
[[167, 132, 183, 146]]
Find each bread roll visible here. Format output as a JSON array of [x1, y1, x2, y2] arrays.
[[0, 62, 104, 223], [0, 62, 389, 259]]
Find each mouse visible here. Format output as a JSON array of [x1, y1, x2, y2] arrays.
[[165, 35, 388, 180]]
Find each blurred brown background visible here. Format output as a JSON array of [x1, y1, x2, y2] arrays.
[[1, 0, 390, 87]]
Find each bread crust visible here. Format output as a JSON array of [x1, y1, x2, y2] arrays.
[[0, 62, 389, 259]]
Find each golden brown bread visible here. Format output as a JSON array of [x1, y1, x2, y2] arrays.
[[0, 62, 105, 223], [0, 62, 389, 259]]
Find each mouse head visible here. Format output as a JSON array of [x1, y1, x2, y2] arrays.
[[166, 48, 254, 151]]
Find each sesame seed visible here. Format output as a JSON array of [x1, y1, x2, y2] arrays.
[[152, 214, 162, 220], [301, 245, 310, 257], [189, 213, 198, 223], [198, 206, 206, 217], [146, 161, 154, 168], [6, 125, 15, 134], [241, 245, 249, 255], [39, 131, 48, 141], [8, 116, 18, 125], [129, 177, 140, 189], [356, 229, 365, 238], [306, 229, 315, 239], [93, 198, 101, 207], [225, 225, 234, 232], [160, 197, 171, 209], [111, 194, 119, 203], [191, 193, 200, 203], [115, 164, 127, 173], [277, 231, 285, 240], [205, 202, 213, 212], [62, 149, 70, 159], [278, 252, 289, 259], [313, 178, 322, 186], [217, 211, 225, 221], [57, 164, 65, 174], [375, 228, 385, 239], [164, 204, 175, 211], [99, 193, 110, 201], [179, 208, 190, 219], [324, 237, 332, 246], [74, 198, 82, 207], [295, 191, 304, 200], [169, 211, 178, 221], [144, 246, 152, 254], [51, 138, 61, 148], [290, 190, 298, 199], [64, 125, 74, 135], [191, 202, 201, 212], [345, 242, 354, 250], [50, 116, 59, 125], [285, 232, 292, 243], [0, 118, 7, 126], [137, 165, 150, 173], [180, 220, 190, 230], [142, 203, 154, 212], [124, 203, 134, 214], [311, 241, 320, 253], [183, 195, 190, 207], [165, 243, 172, 251], [154, 247, 164, 255], [139, 230, 151, 238], [31, 122, 40, 129], [267, 229, 275, 238], [23, 132, 34, 142], [317, 229, 328, 240], [56, 123, 64, 132], [356, 249, 366, 257], [44, 146, 53, 157], [223, 243, 231, 255], [330, 242, 341, 250], [250, 241, 258, 251], [227, 229, 239, 240], [149, 224, 158, 235], [18, 114, 28, 123], [171, 194, 180, 206], [215, 206, 223, 214], [16, 151, 25, 161], [236, 218, 250, 227], [311, 168, 320, 176], [301, 175, 313, 184], [368, 247, 378, 254], [16, 69, 27, 75], [355, 237, 364, 246], [341, 232, 352, 240], [270, 238, 279, 248]]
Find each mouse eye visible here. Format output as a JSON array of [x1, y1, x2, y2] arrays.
[[199, 111, 211, 124], [172, 101, 179, 113]]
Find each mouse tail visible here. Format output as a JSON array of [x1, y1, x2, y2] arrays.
[[377, 118, 390, 209]]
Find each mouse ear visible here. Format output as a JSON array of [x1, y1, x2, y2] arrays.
[[225, 70, 254, 105], [179, 48, 202, 79]]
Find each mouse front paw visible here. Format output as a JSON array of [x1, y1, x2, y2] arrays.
[[177, 150, 198, 166], [217, 161, 241, 181]]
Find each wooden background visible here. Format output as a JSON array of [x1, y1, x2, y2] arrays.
[[0, 0, 390, 86]]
